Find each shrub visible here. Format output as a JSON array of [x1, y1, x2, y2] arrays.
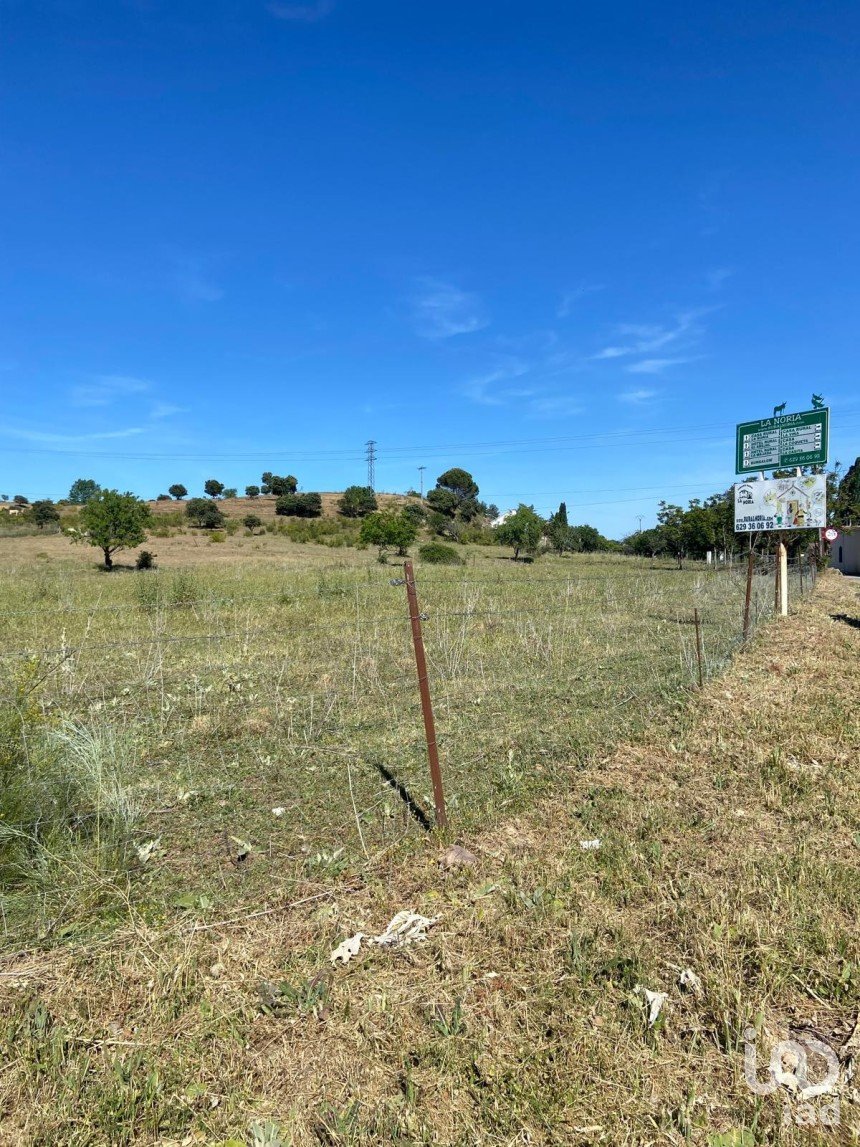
[[185, 498, 225, 529], [135, 550, 156, 570], [276, 492, 322, 518], [209, 530, 226, 543], [338, 486, 378, 518], [156, 493, 171, 501], [402, 502, 426, 525], [243, 514, 263, 532], [222, 488, 238, 499], [419, 542, 465, 565]]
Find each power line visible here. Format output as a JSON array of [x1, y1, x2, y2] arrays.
[[3, 414, 857, 463]]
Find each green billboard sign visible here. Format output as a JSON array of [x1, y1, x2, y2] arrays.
[[735, 408, 829, 475]]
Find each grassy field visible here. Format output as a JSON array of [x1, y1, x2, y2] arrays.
[[2, 533, 852, 1145]]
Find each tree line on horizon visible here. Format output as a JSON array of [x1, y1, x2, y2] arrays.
[[3, 459, 858, 570]]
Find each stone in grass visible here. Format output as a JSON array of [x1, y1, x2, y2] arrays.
[[439, 844, 478, 871]]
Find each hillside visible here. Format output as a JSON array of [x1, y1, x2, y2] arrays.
[[147, 492, 418, 521]]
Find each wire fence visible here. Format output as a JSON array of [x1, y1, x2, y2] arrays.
[[0, 553, 819, 860]]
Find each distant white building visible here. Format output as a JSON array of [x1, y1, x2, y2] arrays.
[[830, 527, 860, 576]]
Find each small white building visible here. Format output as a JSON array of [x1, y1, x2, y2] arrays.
[[831, 527, 860, 576]]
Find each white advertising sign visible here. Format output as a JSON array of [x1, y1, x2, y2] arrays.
[[734, 475, 827, 533]]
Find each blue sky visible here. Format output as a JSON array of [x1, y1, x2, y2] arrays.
[[2, 0, 859, 537]]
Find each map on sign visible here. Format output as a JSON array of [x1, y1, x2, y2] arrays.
[[735, 408, 829, 474], [734, 475, 827, 532]]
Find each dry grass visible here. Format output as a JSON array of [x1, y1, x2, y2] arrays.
[[0, 546, 854, 1145]]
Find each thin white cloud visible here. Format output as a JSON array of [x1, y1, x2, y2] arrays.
[[617, 388, 659, 404], [592, 307, 717, 362], [464, 361, 531, 406], [706, 267, 733, 290], [626, 357, 694, 375], [412, 278, 488, 339], [4, 426, 146, 445], [71, 375, 150, 407], [267, 0, 333, 22], [150, 402, 188, 419], [173, 257, 224, 303], [557, 283, 604, 318], [529, 395, 584, 418]]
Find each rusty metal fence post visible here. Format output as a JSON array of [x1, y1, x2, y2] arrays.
[[402, 561, 448, 829], [693, 607, 704, 689], [743, 542, 754, 643]]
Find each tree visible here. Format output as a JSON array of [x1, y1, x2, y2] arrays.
[[68, 478, 101, 505], [494, 504, 544, 560], [185, 498, 225, 528], [222, 487, 238, 499], [245, 485, 261, 499], [269, 474, 298, 496], [204, 479, 225, 499], [681, 505, 716, 560], [426, 468, 481, 521], [629, 528, 665, 558], [359, 510, 418, 558], [550, 501, 569, 529], [833, 457, 860, 525], [571, 524, 607, 553], [275, 492, 322, 518], [168, 484, 188, 500], [29, 500, 60, 530], [549, 524, 580, 555], [72, 490, 151, 570], [261, 472, 274, 494], [338, 486, 378, 518], [13, 494, 29, 505], [657, 502, 686, 568], [243, 514, 263, 532]]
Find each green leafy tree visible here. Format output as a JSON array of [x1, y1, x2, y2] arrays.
[[833, 457, 860, 525], [222, 487, 238, 499], [68, 478, 101, 505], [204, 479, 225, 499], [494, 504, 544, 560], [245, 485, 261, 499], [571, 524, 608, 553], [549, 524, 580, 555], [269, 474, 299, 496], [72, 490, 151, 570], [185, 498, 225, 528], [275, 492, 322, 518], [656, 502, 686, 568], [629, 527, 665, 558], [168, 484, 188, 500], [359, 510, 418, 558], [426, 468, 481, 521], [29, 500, 60, 530], [261, 472, 274, 494], [13, 494, 29, 505], [550, 501, 569, 529], [243, 514, 263, 532], [681, 505, 716, 560], [338, 485, 378, 518]]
